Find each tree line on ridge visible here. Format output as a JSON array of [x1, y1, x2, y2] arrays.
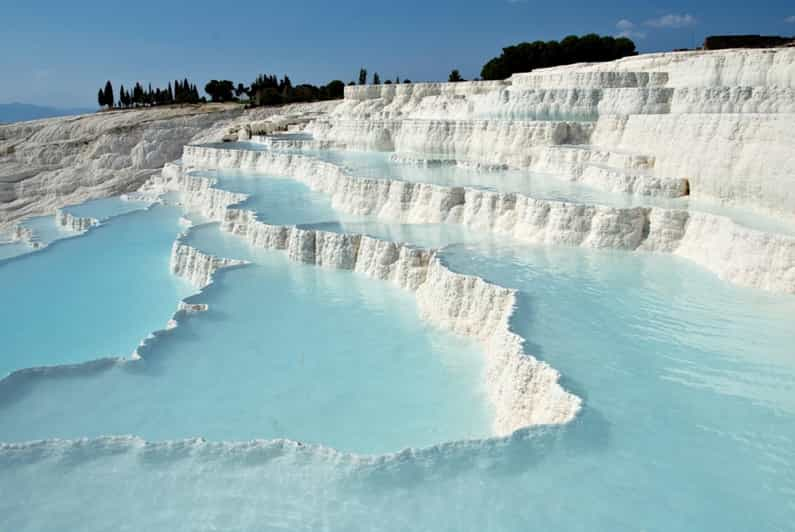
[[95, 33, 640, 110]]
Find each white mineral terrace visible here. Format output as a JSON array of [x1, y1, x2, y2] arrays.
[[308, 47, 795, 216], [2, 48, 793, 442], [175, 146, 795, 294], [153, 165, 580, 435]]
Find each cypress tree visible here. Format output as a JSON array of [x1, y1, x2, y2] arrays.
[[97, 88, 105, 108], [133, 83, 142, 107], [372, 72, 380, 85], [103, 81, 114, 109]]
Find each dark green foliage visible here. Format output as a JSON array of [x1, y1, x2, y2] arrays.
[[118, 85, 128, 108], [372, 72, 380, 85], [255, 88, 282, 106], [97, 70, 343, 111], [103, 81, 114, 109], [247, 73, 345, 107], [325, 80, 345, 99], [480, 34, 637, 80], [235, 83, 249, 98], [204, 80, 235, 102], [99, 77, 200, 109], [448, 69, 464, 82], [703, 35, 793, 50], [358, 68, 367, 85]]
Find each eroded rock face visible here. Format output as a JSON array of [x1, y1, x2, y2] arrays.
[[0, 105, 240, 230], [0, 101, 336, 232]]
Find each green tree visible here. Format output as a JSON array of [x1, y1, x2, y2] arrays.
[[358, 68, 367, 85], [325, 80, 345, 99], [372, 72, 380, 85], [204, 80, 235, 102], [481, 34, 637, 80], [133, 83, 143, 107], [103, 81, 114, 109], [97, 88, 105, 108], [448, 69, 464, 82], [255, 87, 282, 106]]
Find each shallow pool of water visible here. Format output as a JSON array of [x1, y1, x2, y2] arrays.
[[0, 228, 492, 453], [2, 146, 795, 531], [0, 205, 191, 376], [196, 168, 485, 249], [228, 139, 795, 235]]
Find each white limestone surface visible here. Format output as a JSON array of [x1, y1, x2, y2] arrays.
[[178, 145, 795, 294], [0, 102, 337, 233], [311, 48, 794, 212], [154, 164, 582, 435], [0, 105, 243, 231], [536, 48, 795, 88], [55, 209, 99, 233]]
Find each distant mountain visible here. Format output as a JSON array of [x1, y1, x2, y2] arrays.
[[0, 103, 96, 124]]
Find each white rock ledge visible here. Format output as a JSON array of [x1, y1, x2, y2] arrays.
[[170, 240, 248, 288], [320, 48, 795, 212], [55, 209, 99, 233], [178, 145, 795, 294], [154, 165, 582, 436]]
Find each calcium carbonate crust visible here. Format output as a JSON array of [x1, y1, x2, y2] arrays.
[[3, 194, 159, 258], [321, 48, 795, 214], [149, 163, 582, 436], [178, 145, 795, 294], [0, 101, 337, 233], [2, 48, 793, 457], [54, 209, 99, 233]]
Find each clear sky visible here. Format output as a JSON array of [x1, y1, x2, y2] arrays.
[[2, 0, 794, 107]]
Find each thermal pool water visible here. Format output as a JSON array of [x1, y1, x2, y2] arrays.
[[0, 204, 192, 376], [2, 132, 795, 530]]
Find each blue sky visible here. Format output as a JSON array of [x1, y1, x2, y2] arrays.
[[2, 0, 794, 107]]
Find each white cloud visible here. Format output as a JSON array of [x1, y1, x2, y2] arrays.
[[615, 19, 646, 39], [616, 19, 635, 31], [785, 15, 795, 23], [645, 13, 697, 28]]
